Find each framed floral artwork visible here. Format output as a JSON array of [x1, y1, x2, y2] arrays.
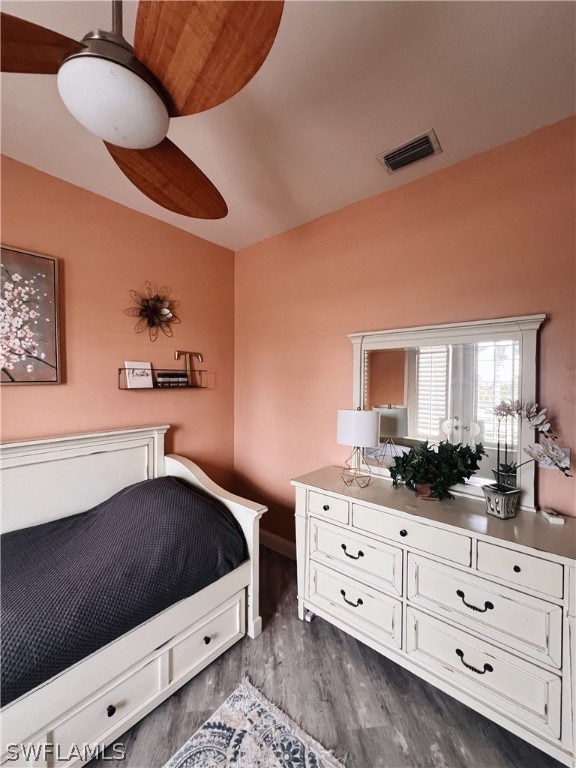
[[1, 246, 61, 384]]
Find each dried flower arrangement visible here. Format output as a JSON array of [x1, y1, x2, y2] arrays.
[[493, 399, 572, 478], [125, 282, 180, 342]]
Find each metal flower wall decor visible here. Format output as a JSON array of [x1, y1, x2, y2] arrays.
[[125, 282, 180, 341]]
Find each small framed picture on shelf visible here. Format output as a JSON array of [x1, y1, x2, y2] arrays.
[[124, 361, 153, 389]]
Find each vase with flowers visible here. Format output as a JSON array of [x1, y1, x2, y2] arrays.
[[483, 399, 572, 519]]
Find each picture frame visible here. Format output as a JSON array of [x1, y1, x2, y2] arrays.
[[1, 246, 61, 384], [123, 360, 153, 389]]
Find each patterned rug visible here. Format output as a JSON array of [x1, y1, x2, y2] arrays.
[[162, 679, 345, 768]]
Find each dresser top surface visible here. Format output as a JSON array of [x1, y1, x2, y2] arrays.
[[291, 466, 576, 562]]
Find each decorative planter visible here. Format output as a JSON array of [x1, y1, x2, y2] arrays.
[[482, 483, 521, 519], [492, 469, 517, 489], [415, 483, 438, 501]]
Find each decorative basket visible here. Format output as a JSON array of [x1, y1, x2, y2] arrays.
[[482, 483, 521, 519]]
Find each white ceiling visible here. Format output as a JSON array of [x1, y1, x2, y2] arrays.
[[1, 1, 575, 251]]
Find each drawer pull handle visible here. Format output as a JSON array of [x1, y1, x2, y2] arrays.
[[340, 589, 363, 608], [322, 504, 330, 511], [513, 565, 521, 573], [203, 636, 211, 645], [455, 648, 493, 675], [399, 529, 408, 537], [341, 544, 364, 560], [456, 589, 494, 613], [107, 705, 116, 718]]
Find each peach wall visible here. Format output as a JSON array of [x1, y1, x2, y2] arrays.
[[1, 157, 236, 486], [235, 118, 576, 539], [367, 350, 406, 409]]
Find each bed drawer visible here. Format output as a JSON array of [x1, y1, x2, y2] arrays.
[[170, 592, 245, 683], [308, 562, 402, 650], [406, 608, 561, 740], [310, 518, 403, 596], [352, 503, 471, 566], [407, 555, 562, 668], [308, 491, 349, 524], [52, 659, 160, 756], [476, 541, 563, 599]]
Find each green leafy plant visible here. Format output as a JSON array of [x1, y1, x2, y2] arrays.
[[389, 440, 487, 500]]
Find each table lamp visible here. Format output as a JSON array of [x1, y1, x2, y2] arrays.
[[337, 408, 380, 487]]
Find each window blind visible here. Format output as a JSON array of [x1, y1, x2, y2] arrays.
[[416, 346, 448, 440]]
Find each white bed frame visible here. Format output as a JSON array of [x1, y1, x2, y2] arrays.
[[0, 426, 266, 768]]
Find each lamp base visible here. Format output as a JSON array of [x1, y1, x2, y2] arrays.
[[340, 467, 372, 488], [370, 437, 402, 468], [340, 447, 374, 487]]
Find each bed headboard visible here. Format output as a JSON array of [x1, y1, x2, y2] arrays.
[[0, 425, 169, 533]]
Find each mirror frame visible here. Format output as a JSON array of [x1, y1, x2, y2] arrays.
[[349, 314, 546, 510]]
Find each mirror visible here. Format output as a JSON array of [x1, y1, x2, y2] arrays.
[[349, 315, 545, 509]]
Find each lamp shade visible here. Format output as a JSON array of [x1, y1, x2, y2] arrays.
[[374, 405, 408, 438], [57, 56, 169, 149], [337, 409, 380, 448]]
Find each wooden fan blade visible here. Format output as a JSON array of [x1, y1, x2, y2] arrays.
[[134, 1, 284, 117], [105, 138, 228, 219], [1, 13, 84, 74]]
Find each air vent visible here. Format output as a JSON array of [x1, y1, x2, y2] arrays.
[[377, 130, 442, 174]]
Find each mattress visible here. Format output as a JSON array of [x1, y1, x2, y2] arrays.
[[1, 476, 247, 707]]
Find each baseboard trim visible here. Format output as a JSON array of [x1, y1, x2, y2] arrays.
[[260, 530, 296, 560]]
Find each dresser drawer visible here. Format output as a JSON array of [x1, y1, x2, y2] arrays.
[[407, 555, 562, 668], [308, 491, 349, 524], [406, 608, 561, 740], [477, 542, 563, 599], [310, 518, 402, 596], [309, 562, 402, 650], [170, 592, 245, 684], [352, 504, 471, 566], [52, 659, 160, 754]]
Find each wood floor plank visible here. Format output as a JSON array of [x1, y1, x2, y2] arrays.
[[88, 547, 564, 768]]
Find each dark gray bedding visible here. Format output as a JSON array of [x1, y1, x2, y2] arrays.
[[0, 476, 247, 707]]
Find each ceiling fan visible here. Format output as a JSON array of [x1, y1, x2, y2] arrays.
[[0, 1, 284, 219]]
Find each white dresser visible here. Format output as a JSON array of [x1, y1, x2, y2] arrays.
[[292, 467, 576, 767]]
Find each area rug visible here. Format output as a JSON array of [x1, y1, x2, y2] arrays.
[[162, 679, 346, 768]]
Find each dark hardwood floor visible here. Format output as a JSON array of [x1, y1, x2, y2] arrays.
[[89, 547, 564, 768]]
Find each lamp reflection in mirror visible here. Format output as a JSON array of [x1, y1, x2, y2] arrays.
[[337, 409, 380, 487], [368, 405, 409, 467]]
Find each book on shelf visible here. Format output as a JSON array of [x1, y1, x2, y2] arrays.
[[156, 371, 189, 387]]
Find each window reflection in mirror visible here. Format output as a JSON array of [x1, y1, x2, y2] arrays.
[[364, 340, 520, 481]]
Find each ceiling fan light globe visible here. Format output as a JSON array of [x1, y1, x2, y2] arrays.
[[57, 56, 169, 149]]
